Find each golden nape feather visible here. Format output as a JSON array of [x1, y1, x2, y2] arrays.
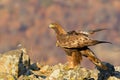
[[49, 23, 67, 35]]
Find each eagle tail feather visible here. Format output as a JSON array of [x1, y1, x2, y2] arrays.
[[91, 40, 112, 45], [89, 28, 108, 34]]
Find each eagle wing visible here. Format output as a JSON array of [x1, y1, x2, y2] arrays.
[[68, 28, 108, 36], [57, 34, 111, 48], [57, 34, 92, 48]]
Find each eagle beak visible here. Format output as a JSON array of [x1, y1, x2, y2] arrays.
[[49, 24, 55, 28]]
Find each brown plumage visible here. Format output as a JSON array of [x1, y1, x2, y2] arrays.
[[57, 33, 111, 49], [65, 48, 82, 68], [49, 23, 109, 69], [49, 23, 111, 49], [67, 28, 108, 36]]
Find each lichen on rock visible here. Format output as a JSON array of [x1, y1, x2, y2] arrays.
[[0, 48, 120, 80]]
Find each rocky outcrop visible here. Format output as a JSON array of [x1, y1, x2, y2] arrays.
[[0, 48, 29, 77], [0, 48, 37, 79], [0, 48, 120, 80]]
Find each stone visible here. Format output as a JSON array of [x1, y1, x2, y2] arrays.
[[0, 73, 16, 80], [0, 48, 30, 78], [0, 48, 120, 80]]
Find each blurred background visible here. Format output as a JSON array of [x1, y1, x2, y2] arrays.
[[0, 0, 120, 69]]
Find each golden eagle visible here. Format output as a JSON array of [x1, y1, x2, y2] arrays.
[[49, 23, 110, 69]]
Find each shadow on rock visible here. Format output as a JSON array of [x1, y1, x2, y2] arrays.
[[96, 62, 120, 80], [18, 50, 40, 77]]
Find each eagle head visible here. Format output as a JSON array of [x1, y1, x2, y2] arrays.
[[49, 23, 58, 29], [49, 23, 67, 35]]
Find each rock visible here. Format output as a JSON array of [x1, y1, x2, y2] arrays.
[[18, 75, 38, 80], [48, 64, 92, 80], [96, 62, 120, 80], [0, 73, 16, 80], [29, 63, 40, 71], [0, 48, 31, 78], [47, 63, 120, 80], [0, 49, 120, 80], [40, 65, 50, 73], [48, 69, 61, 80]]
